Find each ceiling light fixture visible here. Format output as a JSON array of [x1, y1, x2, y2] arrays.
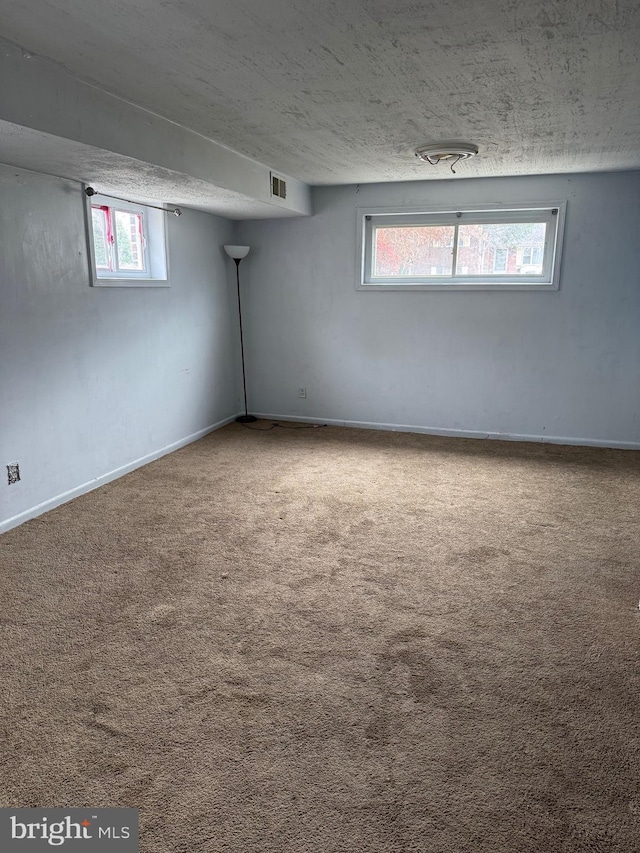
[[415, 142, 479, 174]]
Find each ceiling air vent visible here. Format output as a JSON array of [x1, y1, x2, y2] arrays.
[[270, 173, 287, 199]]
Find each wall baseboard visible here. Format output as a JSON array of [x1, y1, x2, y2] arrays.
[[0, 413, 241, 536], [252, 412, 640, 451], [4, 410, 637, 536]]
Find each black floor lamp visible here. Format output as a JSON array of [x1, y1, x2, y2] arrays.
[[224, 244, 257, 424]]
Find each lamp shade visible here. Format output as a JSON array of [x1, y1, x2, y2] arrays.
[[224, 245, 250, 260]]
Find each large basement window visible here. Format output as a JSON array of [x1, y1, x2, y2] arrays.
[[358, 203, 566, 291], [85, 192, 169, 287]]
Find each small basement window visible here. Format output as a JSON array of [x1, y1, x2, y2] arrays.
[[85, 192, 169, 286], [358, 203, 566, 291]]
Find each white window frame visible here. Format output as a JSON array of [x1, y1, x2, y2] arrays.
[[357, 201, 566, 291], [84, 189, 169, 287]]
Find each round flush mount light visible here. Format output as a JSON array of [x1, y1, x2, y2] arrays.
[[415, 142, 479, 173]]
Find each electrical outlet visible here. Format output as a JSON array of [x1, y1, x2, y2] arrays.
[[298, 386, 307, 398], [7, 463, 20, 485]]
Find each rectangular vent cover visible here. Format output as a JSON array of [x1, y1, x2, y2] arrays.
[[271, 173, 287, 199]]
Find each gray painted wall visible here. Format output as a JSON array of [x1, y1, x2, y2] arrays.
[[238, 171, 640, 447], [0, 164, 241, 531]]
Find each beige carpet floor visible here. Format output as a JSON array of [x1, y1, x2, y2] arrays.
[[1, 423, 639, 852]]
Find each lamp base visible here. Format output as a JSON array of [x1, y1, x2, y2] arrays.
[[236, 414, 258, 424]]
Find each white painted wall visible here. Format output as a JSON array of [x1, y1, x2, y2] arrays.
[[237, 171, 640, 448], [0, 164, 241, 532]]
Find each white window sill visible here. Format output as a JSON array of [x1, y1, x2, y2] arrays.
[[92, 279, 170, 288], [357, 282, 559, 292]]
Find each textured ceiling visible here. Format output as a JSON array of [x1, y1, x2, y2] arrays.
[[1, 0, 639, 185], [0, 122, 300, 219]]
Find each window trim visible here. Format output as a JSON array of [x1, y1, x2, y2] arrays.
[[357, 201, 566, 291], [83, 188, 170, 288]]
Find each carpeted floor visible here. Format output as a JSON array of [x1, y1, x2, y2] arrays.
[[1, 423, 639, 852]]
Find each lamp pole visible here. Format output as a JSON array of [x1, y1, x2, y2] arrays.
[[224, 245, 256, 424]]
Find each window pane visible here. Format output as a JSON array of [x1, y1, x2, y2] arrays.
[[115, 210, 145, 271], [374, 226, 455, 277], [494, 248, 507, 272], [91, 207, 111, 270], [456, 222, 546, 276]]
